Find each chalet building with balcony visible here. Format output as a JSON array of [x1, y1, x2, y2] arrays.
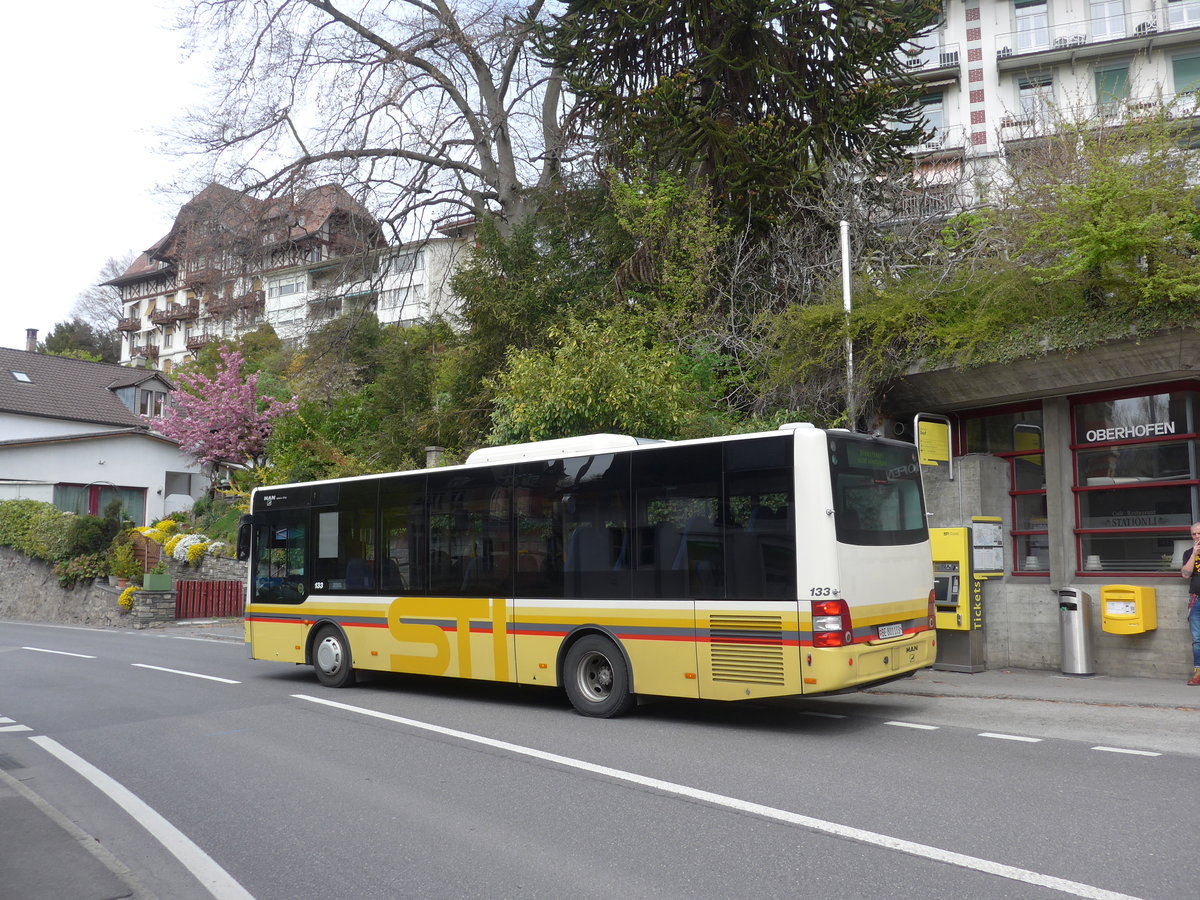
[[108, 184, 468, 371], [879, 2, 1200, 679]]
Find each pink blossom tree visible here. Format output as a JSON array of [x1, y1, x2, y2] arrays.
[[151, 346, 296, 474]]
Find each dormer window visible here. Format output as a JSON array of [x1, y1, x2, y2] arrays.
[[138, 388, 166, 417]]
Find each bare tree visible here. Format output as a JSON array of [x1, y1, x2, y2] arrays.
[[71, 253, 137, 332], [174, 0, 572, 239], [704, 154, 990, 428]]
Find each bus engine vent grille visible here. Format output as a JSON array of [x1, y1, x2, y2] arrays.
[[708, 614, 786, 685]]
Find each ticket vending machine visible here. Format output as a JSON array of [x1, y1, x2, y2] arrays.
[[929, 525, 991, 673]]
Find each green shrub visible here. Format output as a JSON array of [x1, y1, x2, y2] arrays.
[[0, 500, 73, 562], [109, 539, 142, 581], [52, 553, 110, 588], [63, 514, 120, 558]]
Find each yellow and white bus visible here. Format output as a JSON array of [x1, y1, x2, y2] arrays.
[[238, 423, 936, 716]]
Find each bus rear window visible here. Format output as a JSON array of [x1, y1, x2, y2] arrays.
[[828, 436, 927, 546]]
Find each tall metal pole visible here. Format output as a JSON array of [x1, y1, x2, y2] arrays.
[[840, 220, 856, 431]]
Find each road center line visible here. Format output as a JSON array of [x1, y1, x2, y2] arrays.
[[21, 646, 96, 659], [293, 693, 1142, 900], [979, 732, 1043, 743], [884, 720, 939, 730], [29, 735, 254, 900], [131, 664, 240, 684], [1091, 746, 1161, 757]]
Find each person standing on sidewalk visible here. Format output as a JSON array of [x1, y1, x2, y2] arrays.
[[1181, 522, 1200, 685]]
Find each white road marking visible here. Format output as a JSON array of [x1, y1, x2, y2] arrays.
[[21, 646, 96, 659], [0, 724, 33, 732], [801, 711, 847, 719], [884, 720, 939, 730], [979, 732, 1043, 743], [131, 664, 240, 684], [1091, 746, 1161, 757], [294, 694, 1142, 900], [29, 736, 254, 900]]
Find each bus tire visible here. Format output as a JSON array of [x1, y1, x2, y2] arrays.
[[563, 635, 635, 718], [312, 625, 355, 688]]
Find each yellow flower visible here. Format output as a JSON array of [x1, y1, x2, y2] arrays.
[[186, 542, 211, 566], [164, 534, 184, 556], [118, 585, 140, 610]]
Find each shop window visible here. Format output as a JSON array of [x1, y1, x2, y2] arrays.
[[1072, 387, 1200, 574], [962, 406, 1046, 573]]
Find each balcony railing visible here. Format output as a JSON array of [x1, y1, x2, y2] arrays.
[[183, 265, 221, 288], [204, 294, 233, 315], [995, 9, 1198, 61], [130, 344, 160, 359], [185, 333, 216, 352], [232, 290, 265, 312], [913, 124, 969, 154], [116, 316, 141, 333], [173, 300, 200, 321], [149, 308, 177, 326], [999, 91, 1200, 142], [899, 42, 961, 75]]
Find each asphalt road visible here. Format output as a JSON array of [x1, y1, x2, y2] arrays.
[[1, 620, 1193, 900]]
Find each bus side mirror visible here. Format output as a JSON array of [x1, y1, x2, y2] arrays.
[[236, 515, 253, 562]]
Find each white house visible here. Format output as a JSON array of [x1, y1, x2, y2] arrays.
[[0, 347, 209, 525]]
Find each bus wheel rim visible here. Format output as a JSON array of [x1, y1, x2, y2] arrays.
[[316, 636, 342, 674], [577, 651, 614, 701]]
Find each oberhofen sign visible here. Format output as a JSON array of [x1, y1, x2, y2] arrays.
[[1085, 422, 1177, 442]]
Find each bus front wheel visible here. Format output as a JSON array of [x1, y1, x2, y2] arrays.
[[312, 626, 355, 688], [563, 635, 635, 718]]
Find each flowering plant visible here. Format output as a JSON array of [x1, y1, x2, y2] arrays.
[[118, 585, 140, 610], [171, 533, 214, 566]]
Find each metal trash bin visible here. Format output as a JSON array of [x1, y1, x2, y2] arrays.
[[1059, 587, 1095, 676]]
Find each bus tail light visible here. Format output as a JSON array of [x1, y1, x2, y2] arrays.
[[812, 599, 853, 647], [928, 589, 937, 630]]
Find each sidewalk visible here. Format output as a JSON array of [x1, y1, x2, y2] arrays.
[[0, 768, 151, 900], [867, 664, 1200, 711]]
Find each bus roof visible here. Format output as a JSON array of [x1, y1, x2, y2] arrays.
[[248, 423, 832, 500], [464, 433, 662, 465]]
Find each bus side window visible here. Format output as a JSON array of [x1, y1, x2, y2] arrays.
[[381, 473, 425, 594], [632, 443, 724, 600], [315, 481, 379, 594], [724, 436, 796, 600], [514, 454, 630, 600], [428, 467, 510, 598]]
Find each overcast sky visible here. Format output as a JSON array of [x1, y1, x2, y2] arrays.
[[0, 1, 206, 352]]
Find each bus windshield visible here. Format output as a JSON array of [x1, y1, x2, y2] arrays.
[[827, 434, 927, 546]]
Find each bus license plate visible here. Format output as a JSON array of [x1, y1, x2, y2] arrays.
[[877, 623, 904, 640]]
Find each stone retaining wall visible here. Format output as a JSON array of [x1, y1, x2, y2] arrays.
[[0, 546, 243, 630], [0, 546, 129, 627]]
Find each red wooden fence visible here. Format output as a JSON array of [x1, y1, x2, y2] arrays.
[[175, 580, 245, 619]]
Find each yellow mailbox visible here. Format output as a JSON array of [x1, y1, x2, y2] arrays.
[[1100, 584, 1157, 634]]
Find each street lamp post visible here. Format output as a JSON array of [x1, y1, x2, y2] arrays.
[[840, 219, 856, 431]]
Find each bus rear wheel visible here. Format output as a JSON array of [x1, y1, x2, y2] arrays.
[[563, 635, 635, 718], [313, 625, 355, 688]]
